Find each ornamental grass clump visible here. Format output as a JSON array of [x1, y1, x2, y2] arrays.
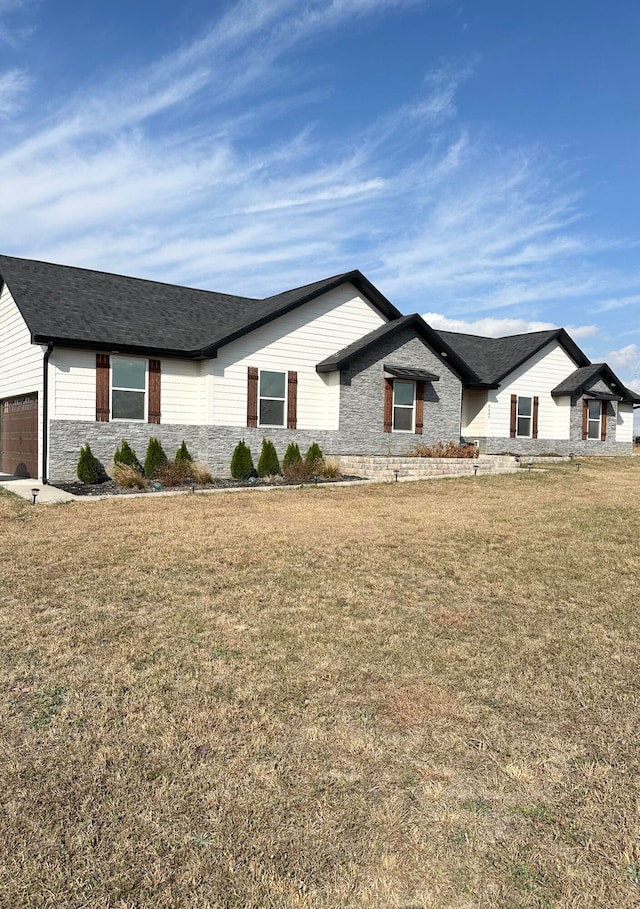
[[230, 440, 254, 480], [190, 461, 213, 485], [112, 463, 147, 489], [258, 439, 280, 478], [113, 439, 143, 474], [144, 437, 168, 478], [319, 455, 341, 478], [408, 441, 478, 459], [283, 442, 302, 469], [77, 444, 105, 485]]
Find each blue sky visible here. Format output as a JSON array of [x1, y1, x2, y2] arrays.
[[1, 0, 640, 398]]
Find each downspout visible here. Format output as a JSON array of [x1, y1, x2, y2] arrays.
[[41, 342, 53, 483]]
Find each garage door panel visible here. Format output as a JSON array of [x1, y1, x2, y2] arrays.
[[0, 394, 38, 478]]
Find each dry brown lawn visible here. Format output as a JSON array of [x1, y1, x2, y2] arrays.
[[1, 459, 639, 908]]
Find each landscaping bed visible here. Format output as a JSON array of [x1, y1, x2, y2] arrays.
[[53, 474, 362, 496]]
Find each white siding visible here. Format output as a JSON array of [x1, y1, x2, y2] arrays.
[[209, 284, 387, 430], [461, 389, 488, 437], [0, 282, 44, 477], [488, 341, 578, 440], [51, 349, 96, 420], [160, 359, 205, 425], [617, 402, 634, 443], [51, 350, 206, 425]]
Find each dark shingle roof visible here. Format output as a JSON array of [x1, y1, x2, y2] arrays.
[[384, 364, 439, 382], [435, 328, 590, 386], [551, 364, 608, 396], [316, 314, 477, 381], [0, 255, 401, 358], [551, 363, 639, 404]]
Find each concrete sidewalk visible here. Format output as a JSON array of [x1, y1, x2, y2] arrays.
[[0, 474, 77, 503]]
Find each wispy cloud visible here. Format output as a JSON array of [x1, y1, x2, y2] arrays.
[[592, 293, 640, 312], [606, 343, 640, 375], [0, 67, 28, 115], [423, 311, 599, 340]]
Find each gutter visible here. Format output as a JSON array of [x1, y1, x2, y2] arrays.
[[41, 342, 53, 483]]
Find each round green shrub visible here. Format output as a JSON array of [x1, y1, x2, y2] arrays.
[[257, 438, 280, 477], [144, 437, 168, 478], [283, 442, 302, 469], [175, 441, 193, 463], [77, 444, 104, 484], [114, 439, 143, 474], [230, 440, 254, 480]]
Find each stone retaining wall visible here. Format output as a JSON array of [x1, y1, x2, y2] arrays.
[[338, 454, 518, 480]]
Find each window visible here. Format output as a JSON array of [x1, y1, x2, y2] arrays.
[[259, 370, 286, 427], [112, 357, 146, 420], [393, 380, 415, 431], [516, 396, 533, 438], [587, 400, 601, 439]]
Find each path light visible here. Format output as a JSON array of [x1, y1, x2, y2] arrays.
[[528, 461, 534, 472], [191, 483, 196, 493], [473, 464, 479, 477], [394, 469, 399, 482], [31, 487, 39, 505], [576, 462, 582, 472], [313, 473, 319, 486]]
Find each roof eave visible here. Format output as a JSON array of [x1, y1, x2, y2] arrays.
[[32, 334, 206, 360]]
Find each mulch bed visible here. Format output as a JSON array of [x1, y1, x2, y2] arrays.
[[53, 476, 362, 497]]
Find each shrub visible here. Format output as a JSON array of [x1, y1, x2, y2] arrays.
[[175, 441, 193, 463], [407, 441, 478, 459], [144, 437, 168, 478], [112, 463, 146, 489], [230, 440, 254, 480], [305, 442, 323, 467], [283, 459, 314, 483], [157, 462, 190, 487], [77, 444, 104, 484], [319, 455, 341, 479], [283, 442, 302, 469], [258, 438, 280, 477], [114, 439, 143, 474], [191, 461, 213, 485]]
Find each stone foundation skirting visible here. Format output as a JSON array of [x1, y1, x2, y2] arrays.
[[473, 437, 632, 457]]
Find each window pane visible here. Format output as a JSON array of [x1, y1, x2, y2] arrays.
[[518, 396, 532, 417], [394, 407, 413, 431], [517, 416, 531, 437], [588, 420, 600, 439], [588, 401, 600, 420], [260, 371, 285, 399], [260, 399, 284, 426], [112, 390, 145, 420], [394, 381, 414, 406], [113, 357, 146, 390]]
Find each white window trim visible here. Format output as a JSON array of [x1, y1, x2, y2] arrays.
[[111, 356, 148, 422], [392, 380, 415, 433], [258, 368, 287, 428], [516, 395, 533, 439], [587, 399, 602, 440]]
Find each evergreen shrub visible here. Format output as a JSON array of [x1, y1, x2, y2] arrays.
[[175, 441, 193, 463], [258, 439, 280, 477], [77, 444, 104, 485], [114, 439, 143, 473], [305, 442, 323, 467], [283, 442, 302, 469], [230, 440, 254, 480], [144, 437, 168, 478]]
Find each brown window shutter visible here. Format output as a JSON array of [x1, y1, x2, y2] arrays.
[[247, 367, 258, 427], [287, 371, 298, 429], [510, 394, 517, 438], [532, 396, 539, 439], [600, 402, 607, 441], [582, 399, 588, 440], [415, 381, 424, 434], [384, 378, 393, 433], [96, 354, 110, 422], [148, 359, 161, 424]]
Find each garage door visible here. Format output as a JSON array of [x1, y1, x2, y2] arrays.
[[0, 394, 38, 478]]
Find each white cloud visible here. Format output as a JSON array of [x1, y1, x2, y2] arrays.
[[606, 343, 640, 375], [423, 311, 598, 340], [0, 68, 28, 116], [592, 293, 640, 312]]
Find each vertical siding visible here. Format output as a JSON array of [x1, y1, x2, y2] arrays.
[[488, 341, 578, 440], [0, 282, 44, 476], [159, 359, 205, 425], [616, 402, 634, 443], [209, 284, 387, 430]]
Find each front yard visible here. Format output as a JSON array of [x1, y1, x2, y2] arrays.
[[1, 460, 639, 908]]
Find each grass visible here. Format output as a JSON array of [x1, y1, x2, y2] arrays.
[[1, 458, 639, 908]]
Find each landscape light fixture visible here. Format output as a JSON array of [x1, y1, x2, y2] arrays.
[[576, 462, 582, 472], [472, 464, 479, 477], [31, 487, 39, 505], [394, 469, 399, 482], [313, 473, 319, 486], [528, 461, 534, 472]]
